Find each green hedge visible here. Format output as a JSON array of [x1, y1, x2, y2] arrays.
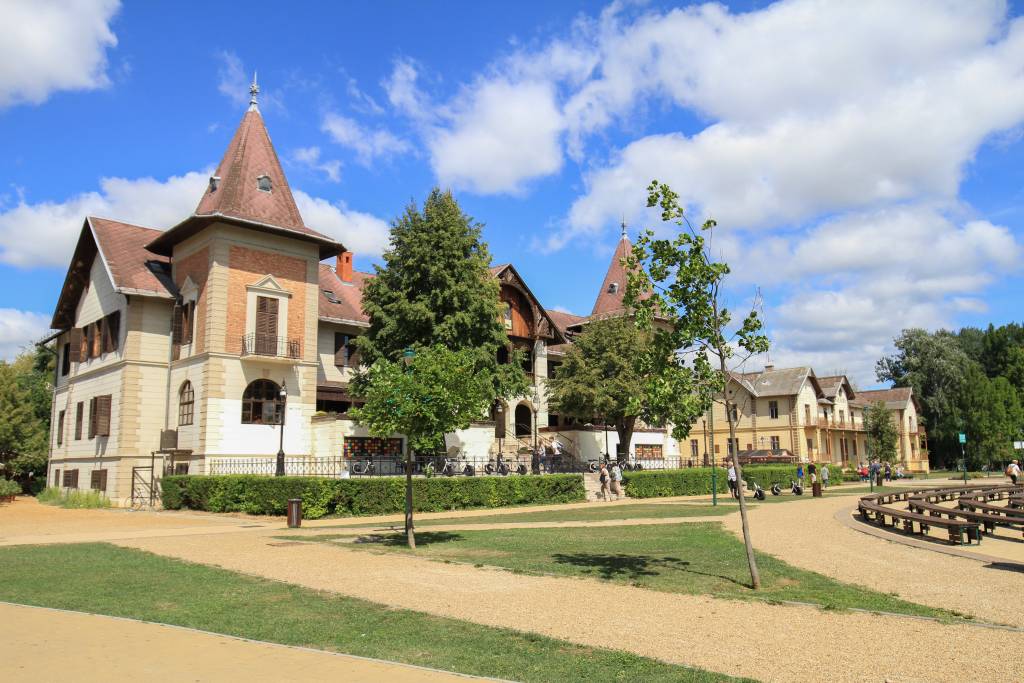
[[622, 465, 843, 499], [162, 474, 586, 519]]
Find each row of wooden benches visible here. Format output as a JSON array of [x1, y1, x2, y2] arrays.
[[858, 484, 1024, 546]]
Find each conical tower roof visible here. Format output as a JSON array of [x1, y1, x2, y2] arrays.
[[591, 230, 633, 316], [194, 107, 307, 232], [147, 80, 343, 259]]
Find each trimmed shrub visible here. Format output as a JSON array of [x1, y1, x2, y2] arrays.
[[161, 474, 586, 519], [0, 478, 21, 497], [621, 468, 728, 498], [622, 464, 845, 499]]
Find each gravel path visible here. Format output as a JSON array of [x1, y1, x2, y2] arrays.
[[720, 495, 1024, 628], [0, 602, 480, 682], [118, 530, 1023, 682]]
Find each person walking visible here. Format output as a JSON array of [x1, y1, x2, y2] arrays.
[[610, 462, 623, 499], [551, 439, 563, 472], [598, 463, 611, 501], [821, 463, 830, 488], [727, 463, 738, 498], [884, 462, 892, 482], [1007, 460, 1021, 485], [796, 463, 805, 487], [808, 461, 817, 485]]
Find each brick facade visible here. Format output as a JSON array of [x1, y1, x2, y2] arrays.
[[226, 244, 310, 355]]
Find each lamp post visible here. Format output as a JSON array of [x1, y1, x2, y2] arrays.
[[401, 347, 415, 540], [275, 380, 288, 476]]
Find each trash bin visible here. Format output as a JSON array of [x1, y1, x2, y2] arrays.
[[812, 482, 822, 497], [287, 498, 302, 528]]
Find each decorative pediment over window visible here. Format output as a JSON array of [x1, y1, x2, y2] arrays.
[[179, 276, 198, 302], [246, 274, 291, 297]]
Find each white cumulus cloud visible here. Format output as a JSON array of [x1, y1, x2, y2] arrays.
[[294, 192, 390, 257], [321, 112, 410, 165], [0, 309, 52, 360], [0, 0, 120, 107]]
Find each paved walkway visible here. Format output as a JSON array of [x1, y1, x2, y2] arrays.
[[0, 602, 483, 682], [118, 528, 1024, 683], [720, 494, 1024, 628]]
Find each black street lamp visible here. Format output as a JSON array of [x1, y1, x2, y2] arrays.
[[275, 379, 288, 476]]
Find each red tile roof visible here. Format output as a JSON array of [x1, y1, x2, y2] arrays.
[[852, 387, 914, 408], [545, 308, 587, 354], [146, 109, 343, 258], [196, 110, 319, 237], [90, 217, 173, 297], [318, 264, 372, 325]]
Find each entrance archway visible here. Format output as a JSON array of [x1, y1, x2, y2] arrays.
[[514, 403, 532, 438]]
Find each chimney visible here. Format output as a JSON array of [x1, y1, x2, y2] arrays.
[[337, 251, 353, 283]]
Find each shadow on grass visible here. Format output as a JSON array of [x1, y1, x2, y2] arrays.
[[551, 552, 751, 588], [354, 531, 464, 547]]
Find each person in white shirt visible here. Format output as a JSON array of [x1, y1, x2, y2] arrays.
[[727, 464, 738, 498], [1007, 460, 1021, 485]]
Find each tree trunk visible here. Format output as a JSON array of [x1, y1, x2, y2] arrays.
[[721, 363, 761, 590], [405, 449, 416, 549], [616, 416, 637, 464]]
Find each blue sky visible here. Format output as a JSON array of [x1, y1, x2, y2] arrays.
[[1, 0, 1022, 385]]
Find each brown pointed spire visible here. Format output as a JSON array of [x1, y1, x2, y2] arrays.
[[591, 229, 633, 316], [194, 108, 308, 233], [146, 84, 343, 259]]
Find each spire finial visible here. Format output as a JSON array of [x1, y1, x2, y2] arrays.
[[620, 215, 628, 239], [248, 71, 260, 111]]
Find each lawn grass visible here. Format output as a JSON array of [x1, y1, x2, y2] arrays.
[[323, 502, 733, 528], [0, 543, 748, 683], [301, 523, 966, 621]]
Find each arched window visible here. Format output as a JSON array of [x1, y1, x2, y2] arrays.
[[178, 381, 194, 426], [242, 379, 282, 424]]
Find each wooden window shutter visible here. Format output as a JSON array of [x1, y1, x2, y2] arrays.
[[256, 296, 278, 337], [96, 395, 112, 437], [69, 328, 83, 363], [171, 304, 184, 344], [346, 337, 359, 367], [182, 302, 193, 345], [75, 402, 83, 440], [103, 311, 120, 353], [57, 410, 65, 446], [80, 326, 91, 361], [88, 397, 97, 439], [334, 332, 347, 367], [90, 469, 107, 491], [92, 321, 103, 358]]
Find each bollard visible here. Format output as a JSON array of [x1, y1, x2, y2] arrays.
[[287, 498, 302, 528], [812, 481, 822, 497]]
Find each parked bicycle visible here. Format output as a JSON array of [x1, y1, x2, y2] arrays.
[[351, 459, 375, 476]]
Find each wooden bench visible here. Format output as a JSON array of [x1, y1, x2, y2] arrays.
[[858, 500, 980, 545]]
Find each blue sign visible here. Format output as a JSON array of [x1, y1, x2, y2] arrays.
[[958, 432, 967, 444]]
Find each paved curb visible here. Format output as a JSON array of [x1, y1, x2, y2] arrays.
[[0, 601, 515, 682]]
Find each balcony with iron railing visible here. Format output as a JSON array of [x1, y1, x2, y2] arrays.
[[241, 333, 301, 362]]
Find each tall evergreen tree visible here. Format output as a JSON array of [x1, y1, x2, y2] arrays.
[[351, 189, 527, 548], [864, 401, 899, 464]]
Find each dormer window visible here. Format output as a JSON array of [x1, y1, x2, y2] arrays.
[[208, 176, 220, 193], [607, 282, 619, 294], [322, 289, 341, 304], [256, 175, 272, 192]]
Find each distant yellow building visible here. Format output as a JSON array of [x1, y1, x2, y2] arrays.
[[682, 366, 929, 472]]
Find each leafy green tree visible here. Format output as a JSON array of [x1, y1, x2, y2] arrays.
[[547, 316, 689, 460], [959, 367, 1023, 469], [354, 188, 525, 397], [351, 189, 528, 548], [876, 329, 973, 466], [0, 347, 53, 490], [625, 180, 770, 590], [351, 346, 496, 548], [863, 401, 899, 464]]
